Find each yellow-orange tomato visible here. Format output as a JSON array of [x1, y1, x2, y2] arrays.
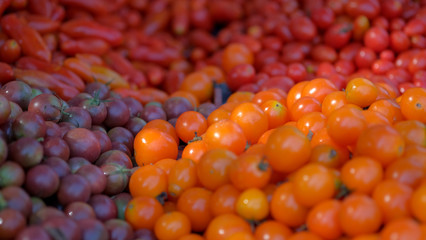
[[345, 78, 378, 108], [222, 43, 254, 73], [264, 125, 311, 173], [180, 71, 213, 103], [203, 119, 247, 155], [399, 87, 426, 123], [230, 102, 269, 144], [134, 128, 178, 166], [235, 188, 269, 221]]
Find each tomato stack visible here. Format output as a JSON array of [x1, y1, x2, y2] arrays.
[[0, 0, 425, 240]]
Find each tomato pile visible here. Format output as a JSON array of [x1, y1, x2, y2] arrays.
[[0, 0, 425, 239]]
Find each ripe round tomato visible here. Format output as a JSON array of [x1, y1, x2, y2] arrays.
[[340, 156, 383, 194], [345, 78, 378, 108], [177, 187, 212, 232], [339, 193, 383, 237], [229, 153, 271, 190], [399, 87, 426, 123], [134, 128, 178, 166], [222, 43, 254, 73], [180, 71, 213, 103], [154, 211, 191, 240], [125, 196, 164, 230], [292, 163, 336, 207], [306, 199, 342, 239], [203, 119, 247, 155], [129, 165, 167, 199], [196, 148, 237, 191], [168, 158, 198, 198], [270, 182, 308, 227], [235, 188, 269, 221], [175, 111, 208, 143], [265, 125, 311, 173], [204, 214, 252, 240], [230, 102, 269, 144]]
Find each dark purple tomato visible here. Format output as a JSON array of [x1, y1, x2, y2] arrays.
[[1, 186, 32, 217], [110, 142, 131, 158], [0, 81, 32, 110], [6, 101, 23, 123], [25, 164, 60, 198], [91, 125, 107, 133], [96, 150, 132, 169], [88, 194, 118, 222], [105, 219, 134, 240], [162, 97, 193, 119], [92, 130, 112, 154], [0, 94, 11, 125], [108, 127, 134, 152], [43, 216, 82, 240], [122, 96, 144, 118], [197, 102, 217, 119], [15, 226, 50, 240], [57, 174, 91, 206], [0, 161, 25, 187], [111, 192, 132, 220], [101, 163, 129, 196], [9, 137, 43, 168], [30, 197, 45, 214], [140, 104, 167, 122], [78, 218, 109, 240], [84, 82, 109, 100], [168, 117, 178, 128], [0, 137, 7, 165], [124, 117, 146, 137], [61, 107, 92, 129], [43, 137, 70, 160], [67, 92, 92, 107], [76, 164, 107, 194], [0, 209, 26, 239], [28, 93, 63, 122], [68, 157, 91, 174], [12, 111, 46, 139], [64, 128, 101, 163], [64, 201, 96, 221], [79, 98, 107, 125], [104, 98, 130, 128], [29, 207, 65, 225], [44, 121, 61, 138], [58, 121, 77, 138], [42, 157, 71, 178]]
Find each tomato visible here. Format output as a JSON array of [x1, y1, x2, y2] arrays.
[[226, 63, 256, 91], [311, 7, 335, 29], [345, 0, 380, 19], [399, 87, 426, 123], [222, 43, 254, 73], [203, 119, 247, 155], [175, 111, 208, 143], [230, 102, 269, 144], [339, 193, 383, 237], [181, 139, 208, 163], [209, 184, 240, 217], [154, 211, 191, 240], [265, 125, 311, 173], [289, 96, 322, 121], [270, 182, 308, 227], [327, 107, 367, 146], [381, 218, 422, 240], [204, 214, 252, 240], [355, 124, 405, 167], [235, 188, 269, 221], [289, 15, 317, 41], [324, 22, 353, 49], [229, 153, 271, 190], [177, 187, 212, 232], [129, 165, 168, 200], [196, 148, 237, 191], [180, 71, 213, 103], [393, 120, 426, 147], [345, 78, 378, 108], [292, 163, 336, 207], [125, 196, 164, 230], [306, 199, 342, 239], [411, 182, 426, 223], [168, 158, 198, 198], [143, 119, 180, 145], [134, 128, 178, 166]]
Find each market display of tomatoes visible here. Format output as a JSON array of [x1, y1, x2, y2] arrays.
[[0, 0, 425, 239]]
